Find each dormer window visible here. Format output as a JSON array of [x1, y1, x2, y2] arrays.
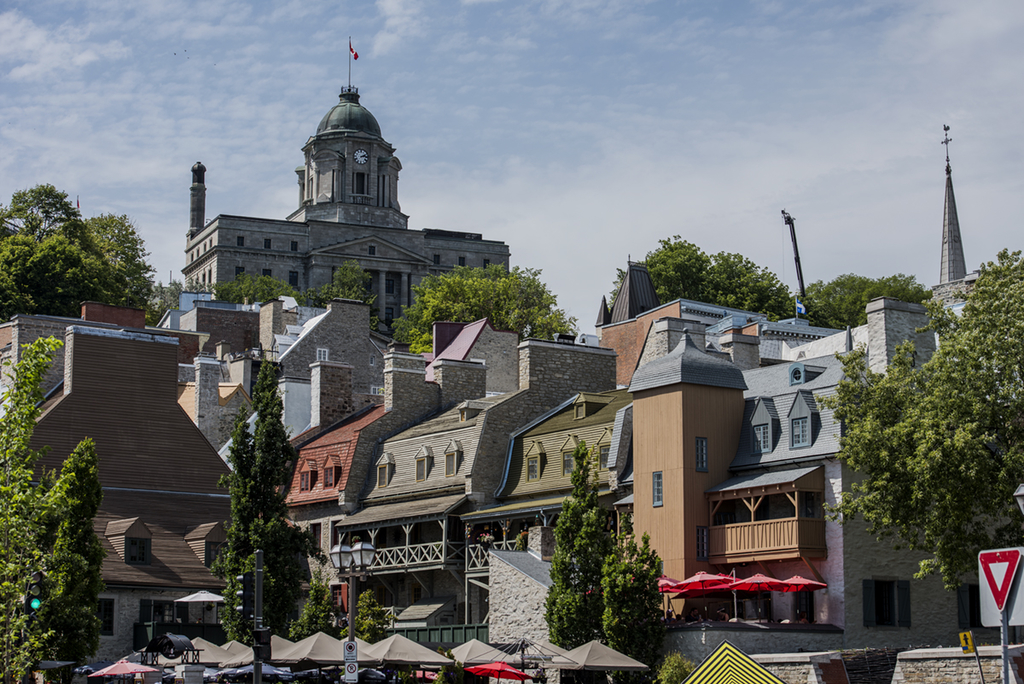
[[127, 538, 150, 565], [376, 452, 394, 487], [788, 390, 817, 449], [575, 404, 586, 420], [444, 439, 462, 477], [789, 363, 805, 386], [750, 397, 779, 454], [792, 417, 810, 447], [526, 441, 545, 481], [753, 424, 770, 452], [415, 446, 433, 482], [324, 465, 341, 488], [562, 450, 575, 477]]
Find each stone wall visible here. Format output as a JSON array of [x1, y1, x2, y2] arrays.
[[384, 349, 440, 413], [662, 624, 845, 666], [751, 652, 850, 684], [488, 552, 550, 644], [7, 316, 68, 393], [260, 299, 284, 352], [517, 339, 617, 398], [311, 361, 354, 428], [528, 526, 555, 560], [865, 298, 936, 373], [891, 645, 1024, 684], [178, 306, 260, 356], [636, 318, 704, 371], [471, 325, 519, 394], [434, 358, 487, 407], [96, 587, 222, 661]]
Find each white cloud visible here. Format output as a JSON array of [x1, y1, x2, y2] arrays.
[[373, 0, 427, 55], [0, 10, 130, 81]]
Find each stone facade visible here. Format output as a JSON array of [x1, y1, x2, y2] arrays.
[[434, 358, 487, 408], [662, 624, 845, 666], [310, 361, 354, 429], [517, 340, 618, 405], [750, 652, 850, 684], [178, 305, 260, 356], [487, 552, 551, 644], [891, 645, 1024, 684], [865, 297, 936, 373], [96, 587, 225, 661], [465, 325, 519, 395]]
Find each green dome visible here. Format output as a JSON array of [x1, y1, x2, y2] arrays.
[[317, 89, 381, 138]]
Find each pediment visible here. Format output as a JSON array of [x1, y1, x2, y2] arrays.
[[309, 236, 432, 265], [557, 434, 580, 454], [526, 440, 546, 457]]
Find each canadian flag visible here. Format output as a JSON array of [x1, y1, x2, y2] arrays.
[[350, 40, 358, 60]]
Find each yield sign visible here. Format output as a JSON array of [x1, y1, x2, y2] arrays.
[[980, 549, 1022, 611]]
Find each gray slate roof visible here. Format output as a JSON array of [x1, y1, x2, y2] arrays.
[[395, 596, 456, 622], [730, 355, 845, 470], [490, 550, 553, 588], [706, 465, 822, 492], [629, 334, 747, 393]]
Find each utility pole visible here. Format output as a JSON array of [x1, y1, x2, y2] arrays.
[[254, 550, 264, 684]]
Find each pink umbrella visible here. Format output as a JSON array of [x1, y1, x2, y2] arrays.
[[780, 575, 827, 592], [657, 576, 683, 593], [88, 660, 159, 678]]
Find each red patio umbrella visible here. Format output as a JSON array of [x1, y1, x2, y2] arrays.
[[465, 661, 532, 682], [780, 575, 827, 592], [88, 660, 159, 678], [674, 572, 734, 596], [726, 573, 790, 593], [657, 576, 683, 593]]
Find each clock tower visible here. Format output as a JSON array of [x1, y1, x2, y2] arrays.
[[287, 86, 406, 229]]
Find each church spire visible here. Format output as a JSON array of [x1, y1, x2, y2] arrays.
[[939, 125, 966, 284]]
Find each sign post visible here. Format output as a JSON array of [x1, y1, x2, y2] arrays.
[[344, 637, 358, 683], [979, 547, 1024, 684], [960, 631, 985, 684]]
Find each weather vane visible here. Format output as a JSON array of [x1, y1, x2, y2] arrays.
[[942, 124, 952, 174]]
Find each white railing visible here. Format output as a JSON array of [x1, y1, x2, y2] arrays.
[[466, 540, 516, 573], [372, 541, 465, 570]]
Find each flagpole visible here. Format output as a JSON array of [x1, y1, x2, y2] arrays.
[[348, 36, 351, 88]]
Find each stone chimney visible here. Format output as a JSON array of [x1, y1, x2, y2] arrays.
[[310, 360, 353, 428], [637, 318, 705, 369], [216, 340, 231, 361], [866, 297, 936, 373], [434, 358, 487, 407], [259, 299, 284, 353], [384, 344, 439, 413], [193, 355, 221, 442], [528, 526, 555, 561], [719, 331, 760, 370], [189, 162, 207, 235], [517, 339, 617, 411]]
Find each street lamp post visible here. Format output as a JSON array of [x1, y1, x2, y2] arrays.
[[330, 538, 377, 645]]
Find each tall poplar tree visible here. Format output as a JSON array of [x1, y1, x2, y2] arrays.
[[545, 442, 612, 648], [214, 362, 318, 640]]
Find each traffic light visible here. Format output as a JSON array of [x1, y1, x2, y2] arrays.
[[254, 627, 272, 661], [236, 571, 254, 620], [24, 571, 44, 618]]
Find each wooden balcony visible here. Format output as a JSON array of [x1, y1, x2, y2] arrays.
[[466, 540, 516, 576], [709, 517, 826, 565], [372, 541, 466, 574]]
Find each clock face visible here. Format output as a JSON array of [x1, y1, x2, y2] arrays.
[[354, 149, 368, 164]]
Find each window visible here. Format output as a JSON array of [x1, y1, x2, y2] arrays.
[[753, 424, 770, 452], [385, 307, 394, 323], [377, 465, 389, 487], [484, 259, 490, 267], [291, 241, 299, 252], [599, 445, 610, 469], [289, 271, 299, 287], [445, 452, 457, 477], [458, 256, 466, 267], [862, 579, 910, 627], [235, 266, 245, 276], [332, 585, 345, 608], [652, 472, 663, 507], [98, 598, 115, 635], [386, 279, 394, 294], [958, 583, 983, 629], [324, 467, 335, 488], [695, 437, 708, 472], [310, 523, 322, 550], [433, 254, 441, 265], [696, 526, 709, 560], [300, 471, 311, 491], [370, 355, 376, 367], [317, 348, 329, 362], [416, 458, 428, 482], [368, 244, 376, 255], [574, 404, 586, 419], [354, 172, 367, 195], [792, 417, 810, 447], [127, 538, 150, 565], [412, 584, 423, 604], [262, 268, 272, 277], [204, 541, 223, 568], [562, 451, 574, 477], [527, 456, 540, 481], [237, 236, 245, 247], [264, 238, 272, 249]]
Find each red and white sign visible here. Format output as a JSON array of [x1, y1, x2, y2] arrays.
[[981, 549, 1022, 610]]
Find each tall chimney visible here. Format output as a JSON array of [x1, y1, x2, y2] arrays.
[[383, 344, 439, 413], [189, 162, 207, 235], [310, 361, 353, 428]]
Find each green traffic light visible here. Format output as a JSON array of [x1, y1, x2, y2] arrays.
[[29, 597, 41, 611]]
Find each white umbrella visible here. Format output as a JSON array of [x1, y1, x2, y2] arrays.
[[175, 590, 225, 602]]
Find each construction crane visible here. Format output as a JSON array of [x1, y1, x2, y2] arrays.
[[780, 209, 806, 299]]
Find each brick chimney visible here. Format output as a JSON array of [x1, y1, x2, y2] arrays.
[[80, 302, 146, 329], [434, 358, 487, 407], [310, 360, 353, 428], [384, 344, 439, 413]]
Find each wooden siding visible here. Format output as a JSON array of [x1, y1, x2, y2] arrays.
[[632, 382, 744, 581], [709, 518, 827, 564]]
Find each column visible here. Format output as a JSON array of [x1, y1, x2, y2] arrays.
[[400, 272, 409, 309], [377, 270, 386, 304]]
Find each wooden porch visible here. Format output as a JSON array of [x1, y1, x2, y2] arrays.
[[709, 517, 826, 564]]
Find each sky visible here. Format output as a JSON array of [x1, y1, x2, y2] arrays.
[[2, 0, 1023, 331]]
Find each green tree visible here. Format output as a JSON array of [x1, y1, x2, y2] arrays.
[[308, 261, 379, 328], [803, 273, 930, 330], [830, 250, 1024, 589], [86, 214, 155, 309], [601, 526, 664, 679], [0, 235, 108, 320], [655, 653, 696, 684], [0, 337, 63, 677], [545, 442, 612, 648], [147, 280, 185, 326], [37, 439, 105, 676], [621, 238, 793, 320], [349, 589, 391, 643], [214, 362, 319, 640], [394, 265, 576, 353], [213, 274, 300, 305], [0, 184, 83, 242], [289, 568, 339, 640]]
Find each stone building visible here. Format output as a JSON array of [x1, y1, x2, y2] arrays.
[[182, 86, 511, 324], [425, 319, 519, 396]]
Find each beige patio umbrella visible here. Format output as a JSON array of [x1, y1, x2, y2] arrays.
[[451, 639, 512, 666], [361, 634, 453, 667], [274, 632, 374, 667], [219, 635, 295, 667], [552, 641, 648, 671], [158, 637, 234, 666]]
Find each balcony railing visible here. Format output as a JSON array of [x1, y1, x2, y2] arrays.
[[372, 541, 465, 572], [709, 518, 826, 564], [466, 540, 516, 574]]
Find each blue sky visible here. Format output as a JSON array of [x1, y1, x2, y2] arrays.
[[2, 0, 1022, 329]]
